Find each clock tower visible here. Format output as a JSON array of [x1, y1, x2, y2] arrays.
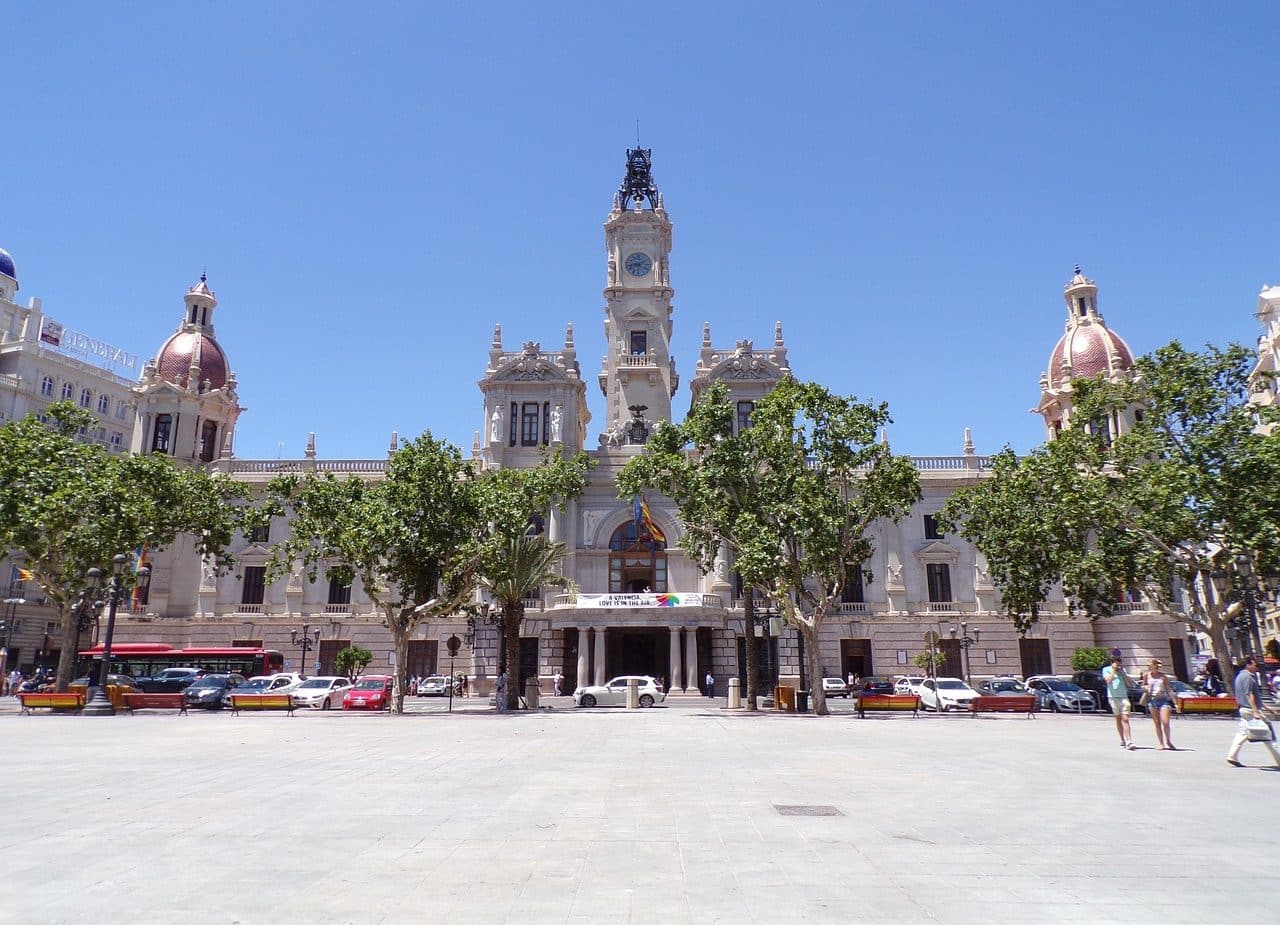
[[597, 148, 679, 445]]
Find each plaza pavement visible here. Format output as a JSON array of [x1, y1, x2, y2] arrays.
[[1, 694, 1276, 925]]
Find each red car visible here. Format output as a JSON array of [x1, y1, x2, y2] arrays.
[[341, 675, 393, 711]]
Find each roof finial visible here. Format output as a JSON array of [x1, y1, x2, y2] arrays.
[[200, 267, 207, 283], [1074, 264, 1081, 275], [492, 323, 503, 349], [702, 321, 711, 346], [774, 321, 784, 347], [564, 321, 575, 349]]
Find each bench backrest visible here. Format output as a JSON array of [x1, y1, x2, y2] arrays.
[[231, 694, 292, 708], [20, 691, 86, 706], [971, 695, 1036, 710]]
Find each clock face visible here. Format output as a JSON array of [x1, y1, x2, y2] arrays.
[[624, 252, 653, 277]]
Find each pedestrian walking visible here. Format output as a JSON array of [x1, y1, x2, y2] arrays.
[[1226, 655, 1280, 768], [1142, 658, 1178, 750], [1103, 654, 1136, 750], [846, 670, 856, 692], [495, 665, 508, 713], [705, 670, 714, 698], [553, 670, 563, 697]]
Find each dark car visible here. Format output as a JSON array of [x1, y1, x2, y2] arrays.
[[138, 667, 202, 694], [859, 677, 895, 696], [1072, 669, 1146, 714], [182, 673, 246, 710]]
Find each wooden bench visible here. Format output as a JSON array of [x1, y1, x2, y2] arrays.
[[18, 691, 86, 714], [1177, 695, 1238, 715], [856, 694, 920, 717], [970, 695, 1037, 718], [122, 693, 188, 715], [230, 693, 295, 716]]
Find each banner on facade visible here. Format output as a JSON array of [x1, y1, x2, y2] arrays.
[[575, 592, 710, 608], [39, 318, 63, 347]]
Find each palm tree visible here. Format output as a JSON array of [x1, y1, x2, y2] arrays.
[[480, 533, 573, 711]]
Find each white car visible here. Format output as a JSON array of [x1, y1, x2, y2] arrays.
[[290, 676, 353, 710], [220, 673, 300, 705], [574, 675, 665, 708], [418, 675, 450, 696], [919, 677, 979, 712], [1025, 676, 1095, 712], [821, 677, 849, 698], [894, 676, 925, 695]]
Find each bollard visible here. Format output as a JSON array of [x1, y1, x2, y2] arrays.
[[727, 677, 742, 709], [524, 677, 540, 710], [626, 678, 639, 709]]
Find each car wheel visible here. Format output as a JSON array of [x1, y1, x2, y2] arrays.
[[322, 698, 332, 710], [1048, 701, 1059, 713], [580, 694, 596, 708], [639, 694, 654, 708]]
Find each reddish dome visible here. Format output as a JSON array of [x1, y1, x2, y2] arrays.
[[155, 331, 228, 389], [1046, 323, 1133, 389]]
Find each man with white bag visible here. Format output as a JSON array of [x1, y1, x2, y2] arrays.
[[1226, 656, 1280, 768]]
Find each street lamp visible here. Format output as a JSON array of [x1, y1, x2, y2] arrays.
[[83, 553, 149, 716], [949, 621, 980, 687], [1, 596, 24, 684], [290, 625, 321, 677], [751, 601, 782, 696]]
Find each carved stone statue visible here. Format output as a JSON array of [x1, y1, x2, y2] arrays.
[[887, 564, 903, 586], [550, 404, 563, 443], [489, 407, 502, 444], [200, 555, 218, 590]]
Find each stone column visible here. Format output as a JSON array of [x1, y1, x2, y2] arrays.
[[576, 628, 589, 691], [668, 628, 682, 693], [684, 627, 699, 692], [593, 626, 606, 685]]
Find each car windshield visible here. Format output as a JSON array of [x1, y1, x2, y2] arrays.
[[238, 679, 271, 692], [425, 677, 446, 684], [937, 680, 969, 690], [353, 679, 386, 690], [298, 679, 330, 689], [1041, 679, 1077, 691], [157, 670, 194, 679], [990, 681, 1023, 692]]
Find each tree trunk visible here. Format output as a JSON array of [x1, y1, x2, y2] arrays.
[[743, 594, 758, 711], [54, 605, 77, 691], [503, 602, 523, 710], [802, 620, 827, 716], [389, 616, 410, 714]]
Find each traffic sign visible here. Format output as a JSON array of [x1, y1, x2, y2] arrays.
[[923, 630, 940, 646]]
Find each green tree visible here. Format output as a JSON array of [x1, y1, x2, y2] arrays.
[[258, 433, 483, 713], [913, 649, 945, 675], [334, 644, 374, 680], [0, 402, 246, 689], [1071, 647, 1111, 671], [620, 377, 920, 716], [941, 342, 1280, 688], [471, 452, 590, 711]]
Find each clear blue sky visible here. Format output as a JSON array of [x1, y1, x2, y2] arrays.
[[6, 3, 1278, 460]]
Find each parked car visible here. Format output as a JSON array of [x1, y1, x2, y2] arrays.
[[976, 677, 1029, 696], [1026, 676, 1095, 712], [182, 673, 246, 710], [343, 675, 393, 711], [1071, 669, 1145, 713], [291, 676, 352, 710], [573, 675, 665, 708], [820, 677, 849, 698], [859, 677, 896, 696], [137, 667, 201, 694], [223, 674, 300, 704], [894, 676, 926, 695], [418, 675, 450, 696], [919, 677, 979, 712]]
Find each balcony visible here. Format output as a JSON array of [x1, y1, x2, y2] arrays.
[[926, 601, 958, 613], [835, 602, 869, 615], [235, 603, 264, 614], [323, 603, 351, 614]]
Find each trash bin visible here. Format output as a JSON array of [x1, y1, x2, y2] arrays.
[[774, 685, 796, 712], [795, 690, 809, 713]]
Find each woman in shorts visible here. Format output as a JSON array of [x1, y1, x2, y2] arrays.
[[1144, 659, 1178, 750]]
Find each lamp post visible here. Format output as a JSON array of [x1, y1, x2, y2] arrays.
[[751, 602, 780, 698], [1, 596, 23, 686], [290, 625, 321, 677], [83, 553, 148, 716], [446, 634, 461, 713], [949, 621, 980, 687]]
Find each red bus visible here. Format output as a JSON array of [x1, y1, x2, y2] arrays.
[[77, 643, 286, 680]]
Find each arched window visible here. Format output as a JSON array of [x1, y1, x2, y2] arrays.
[[98, 394, 110, 414], [40, 375, 54, 397], [608, 522, 667, 593], [61, 381, 74, 400], [79, 388, 92, 409]]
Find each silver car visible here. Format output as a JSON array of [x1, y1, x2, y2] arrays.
[[1026, 676, 1095, 712], [291, 676, 353, 710]]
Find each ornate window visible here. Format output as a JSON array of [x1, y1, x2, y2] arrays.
[[608, 522, 667, 593], [842, 563, 865, 604], [152, 414, 172, 454], [61, 381, 74, 400], [79, 388, 92, 409], [520, 402, 540, 446], [240, 566, 266, 605], [98, 394, 110, 414], [199, 419, 218, 462], [630, 330, 647, 355], [736, 400, 754, 434], [40, 376, 54, 397], [926, 563, 952, 603], [923, 514, 942, 540]]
